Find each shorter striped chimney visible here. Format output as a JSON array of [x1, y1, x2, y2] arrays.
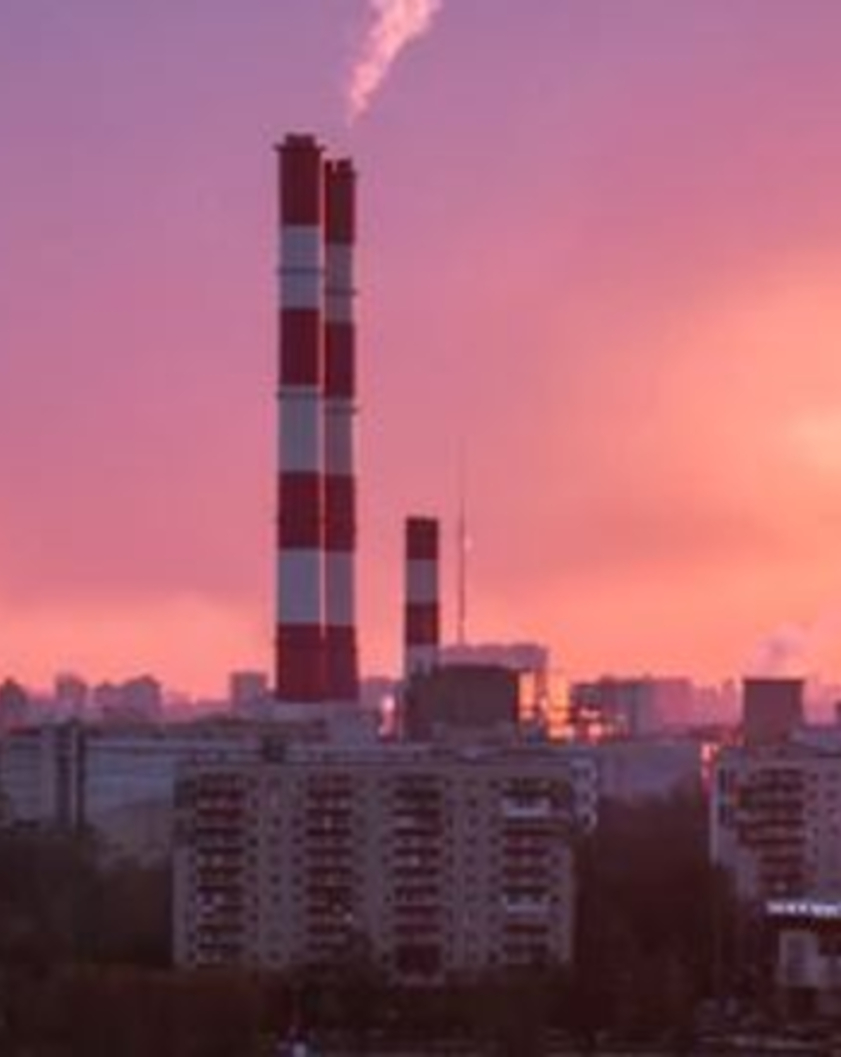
[[404, 516, 440, 679]]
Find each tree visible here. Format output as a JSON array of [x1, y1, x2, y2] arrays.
[[569, 790, 741, 1043]]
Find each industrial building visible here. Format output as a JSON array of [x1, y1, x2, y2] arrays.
[[742, 677, 805, 748], [402, 664, 521, 742]]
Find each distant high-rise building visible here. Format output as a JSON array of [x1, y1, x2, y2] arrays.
[[0, 678, 30, 732], [91, 681, 121, 717], [120, 676, 162, 721], [569, 677, 658, 741], [568, 676, 702, 741], [229, 671, 270, 714], [54, 673, 88, 719], [91, 676, 162, 723]]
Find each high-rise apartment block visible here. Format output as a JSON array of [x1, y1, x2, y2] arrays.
[[713, 741, 841, 902], [229, 671, 271, 714], [173, 747, 578, 982], [711, 678, 821, 903]]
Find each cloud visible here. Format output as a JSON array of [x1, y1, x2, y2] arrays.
[[348, 0, 443, 121]]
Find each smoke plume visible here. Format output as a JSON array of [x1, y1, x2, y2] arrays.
[[748, 623, 811, 677], [348, 0, 443, 121], [748, 612, 841, 678]]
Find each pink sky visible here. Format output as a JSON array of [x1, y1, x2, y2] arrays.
[[3, 1, 841, 694]]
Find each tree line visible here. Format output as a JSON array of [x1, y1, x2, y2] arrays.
[[0, 792, 761, 1055]]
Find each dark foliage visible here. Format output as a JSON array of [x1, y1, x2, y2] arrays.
[[0, 828, 170, 970], [0, 793, 751, 1054], [569, 790, 746, 1045]]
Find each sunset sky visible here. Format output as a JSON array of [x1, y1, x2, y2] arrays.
[[4, 1, 841, 694]]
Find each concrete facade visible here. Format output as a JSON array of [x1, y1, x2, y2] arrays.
[[173, 746, 578, 983], [0, 721, 267, 859], [713, 743, 841, 902]]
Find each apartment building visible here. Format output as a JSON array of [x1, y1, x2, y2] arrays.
[[0, 723, 83, 830], [712, 742, 841, 902], [173, 746, 579, 983], [0, 720, 268, 859]]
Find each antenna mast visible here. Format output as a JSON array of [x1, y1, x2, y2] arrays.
[[456, 449, 468, 647]]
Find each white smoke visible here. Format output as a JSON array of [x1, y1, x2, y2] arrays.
[[348, 0, 443, 121], [748, 623, 811, 678], [748, 613, 841, 678]]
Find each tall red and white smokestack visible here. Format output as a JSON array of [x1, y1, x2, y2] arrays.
[[276, 135, 325, 702], [404, 517, 440, 679], [323, 159, 360, 703]]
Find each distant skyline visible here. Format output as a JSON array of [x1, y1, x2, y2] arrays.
[[4, 1, 841, 693]]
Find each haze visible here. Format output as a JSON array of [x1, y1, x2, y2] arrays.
[[3, 0, 841, 693]]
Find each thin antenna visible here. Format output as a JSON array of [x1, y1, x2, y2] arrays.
[[456, 446, 468, 647]]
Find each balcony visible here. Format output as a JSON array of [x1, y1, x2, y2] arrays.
[[501, 895, 551, 916], [501, 797, 554, 820]]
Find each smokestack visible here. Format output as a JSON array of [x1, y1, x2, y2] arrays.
[[275, 135, 326, 702], [404, 516, 440, 679], [323, 159, 360, 703]]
